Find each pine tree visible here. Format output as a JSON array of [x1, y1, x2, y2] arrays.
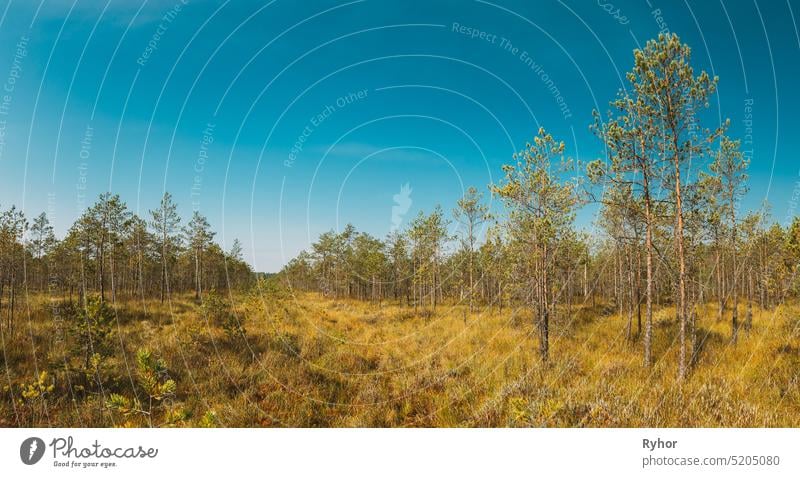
[[453, 187, 489, 313], [492, 127, 579, 363], [618, 33, 723, 379], [149, 193, 182, 303], [185, 212, 215, 300], [0, 205, 27, 335], [27, 212, 57, 290], [709, 136, 749, 342]]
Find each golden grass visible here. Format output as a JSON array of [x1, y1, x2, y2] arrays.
[[2, 293, 799, 427]]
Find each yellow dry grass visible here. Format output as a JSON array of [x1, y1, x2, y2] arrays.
[[3, 293, 799, 427]]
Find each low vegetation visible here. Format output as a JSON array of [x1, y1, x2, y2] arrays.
[[2, 291, 799, 427]]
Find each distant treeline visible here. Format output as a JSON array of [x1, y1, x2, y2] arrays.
[[0, 191, 254, 332]]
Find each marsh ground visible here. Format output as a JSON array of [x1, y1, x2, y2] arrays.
[[2, 293, 799, 427]]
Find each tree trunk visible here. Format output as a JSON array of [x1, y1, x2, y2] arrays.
[[716, 247, 724, 322], [745, 268, 753, 333], [468, 242, 474, 313], [498, 281, 503, 313], [730, 207, 739, 344], [636, 248, 642, 337], [673, 155, 688, 381], [195, 247, 201, 301], [9, 277, 15, 338], [540, 244, 550, 363], [99, 241, 106, 302], [643, 169, 655, 367], [583, 260, 588, 300], [626, 244, 634, 341]]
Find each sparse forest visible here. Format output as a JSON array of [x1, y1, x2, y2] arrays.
[[3, 34, 800, 427]]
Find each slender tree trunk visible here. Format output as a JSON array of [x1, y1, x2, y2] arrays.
[[745, 267, 753, 333], [614, 247, 621, 310], [498, 281, 503, 313], [99, 241, 105, 302], [194, 248, 201, 301], [643, 169, 655, 367], [716, 246, 724, 322], [413, 258, 417, 313], [160, 264, 165, 303], [160, 230, 167, 303], [760, 242, 767, 309], [626, 244, 634, 341], [9, 276, 15, 337], [636, 248, 642, 337], [583, 260, 588, 300], [673, 155, 689, 381], [468, 236, 474, 313], [539, 245, 549, 363], [567, 272, 573, 316], [110, 253, 116, 303], [0, 278, 4, 333], [730, 206, 739, 344]]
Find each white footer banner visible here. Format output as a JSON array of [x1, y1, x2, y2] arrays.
[[0, 428, 796, 476]]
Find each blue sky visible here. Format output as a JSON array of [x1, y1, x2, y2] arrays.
[[0, 0, 798, 272]]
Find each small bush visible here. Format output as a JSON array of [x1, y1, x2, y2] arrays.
[[107, 348, 183, 427], [12, 371, 55, 426], [202, 292, 246, 342], [56, 297, 116, 391]]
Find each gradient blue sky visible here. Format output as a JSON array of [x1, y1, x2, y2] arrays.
[[0, 0, 798, 272]]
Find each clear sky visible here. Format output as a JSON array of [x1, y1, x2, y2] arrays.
[[0, 0, 798, 272]]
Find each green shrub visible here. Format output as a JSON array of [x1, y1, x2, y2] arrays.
[[202, 292, 246, 342], [107, 348, 184, 427], [56, 297, 115, 391], [73, 298, 114, 359]]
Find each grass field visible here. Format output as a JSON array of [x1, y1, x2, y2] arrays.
[[3, 293, 799, 427]]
